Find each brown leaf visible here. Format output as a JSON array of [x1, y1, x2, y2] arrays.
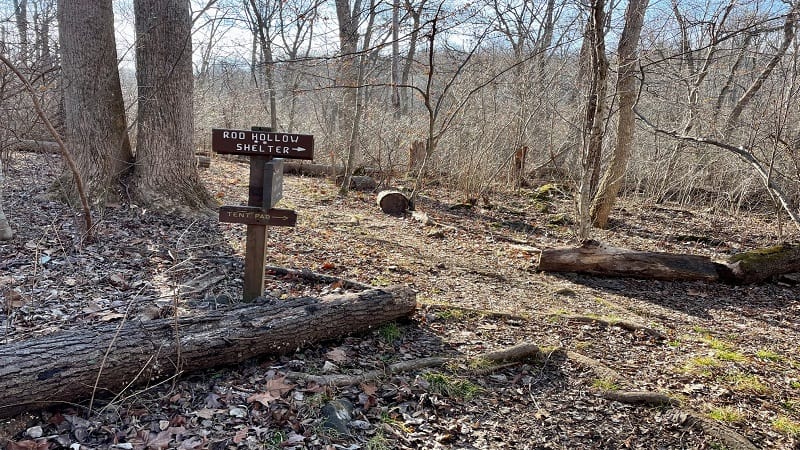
[[233, 427, 248, 444], [193, 408, 223, 419], [326, 347, 349, 362], [360, 383, 377, 396], [178, 436, 205, 450], [265, 374, 295, 396], [6, 440, 48, 450], [144, 430, 173, 449], [247, 391, 279, 407]]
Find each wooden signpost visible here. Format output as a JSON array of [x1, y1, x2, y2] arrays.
[[214, 127, 314, 301]]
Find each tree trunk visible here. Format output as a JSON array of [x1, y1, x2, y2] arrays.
[[133, 0, 213, 211], [577, 0, 608, 239], [538, 241, 800, 284], [13, 0, 28, 57], [0, 162, 11, 240], [590, 0, 649, 228], [0, 286, 416, 419], [57, 0, 132, 205]]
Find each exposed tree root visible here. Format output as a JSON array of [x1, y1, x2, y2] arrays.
[[286, 343, 540, 386], [565, 350, 621, 382], [688, 413, 758, 450], [563, 314, 667, 340], [421, 304, 667, 342], [263, 265, 374, 291], [565, 350, 757, 449]]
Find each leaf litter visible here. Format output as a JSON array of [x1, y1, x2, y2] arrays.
[[0, 152, 798, 448]]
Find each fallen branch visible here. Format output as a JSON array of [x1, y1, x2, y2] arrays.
[[599, 390, 678, 406], [286, 343, 541, 386]]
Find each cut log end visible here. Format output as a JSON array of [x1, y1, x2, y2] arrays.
[[377, 190, 410, 215]]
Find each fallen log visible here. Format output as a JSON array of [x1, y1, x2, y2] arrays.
[[538, 240, 725, 281], [538, 241, 800, 284], [0, 285, 416, 419]]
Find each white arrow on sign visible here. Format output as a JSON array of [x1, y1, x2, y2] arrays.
[[292, 147, 306, 152]]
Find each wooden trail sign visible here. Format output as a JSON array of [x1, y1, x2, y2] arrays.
[[212, 128, 314, 160], [263, 159, 284, 209], [213, 126, 312, 301], [219, 206, 297, 227]]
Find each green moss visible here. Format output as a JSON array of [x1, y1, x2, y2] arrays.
[[548, 213, 574, 226], [681, 356, 720, 376], [728, 245, 791, 265], [756, 349, 784, 362], [772, 416, 800, 436], [715, 350, 747, 363], [707, 406, 744, 423], [422, 372, 482, 400], [700, 336, 734, 351], [726, 372, 769, 394], [378, 322, 402, 343], [592, 378, 619, 391]]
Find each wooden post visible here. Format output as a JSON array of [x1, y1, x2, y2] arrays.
[[243, 126, 272, 302]]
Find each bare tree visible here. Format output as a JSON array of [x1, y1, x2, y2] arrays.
[[576, 0, 609, 239], [590, 0, 649, 228], [13, 0, 28, 57]]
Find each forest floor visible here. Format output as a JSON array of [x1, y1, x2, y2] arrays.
[[1, 152, 800, 450]]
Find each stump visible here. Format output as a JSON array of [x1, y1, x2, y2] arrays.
[[377, 190, 410, 215]]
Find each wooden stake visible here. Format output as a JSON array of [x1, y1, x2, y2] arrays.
[[243, 126, 273, 302]]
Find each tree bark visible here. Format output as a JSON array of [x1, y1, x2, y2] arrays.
[[577, 0, 609, 239], [0, 286, 416, 419], [133, 0, 213, 211], [57, 0, 132, 205]]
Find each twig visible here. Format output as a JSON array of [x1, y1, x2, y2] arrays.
[[0, 53, 94, 241]]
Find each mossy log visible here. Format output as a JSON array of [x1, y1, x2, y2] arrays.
[[0, 286, 416, 419], [726, 244, 800, 284]]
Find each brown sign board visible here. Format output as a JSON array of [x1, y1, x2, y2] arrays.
[[219, 206, 297, 227], [212, 128, 314, 160], [263, 159, 284, 209]]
